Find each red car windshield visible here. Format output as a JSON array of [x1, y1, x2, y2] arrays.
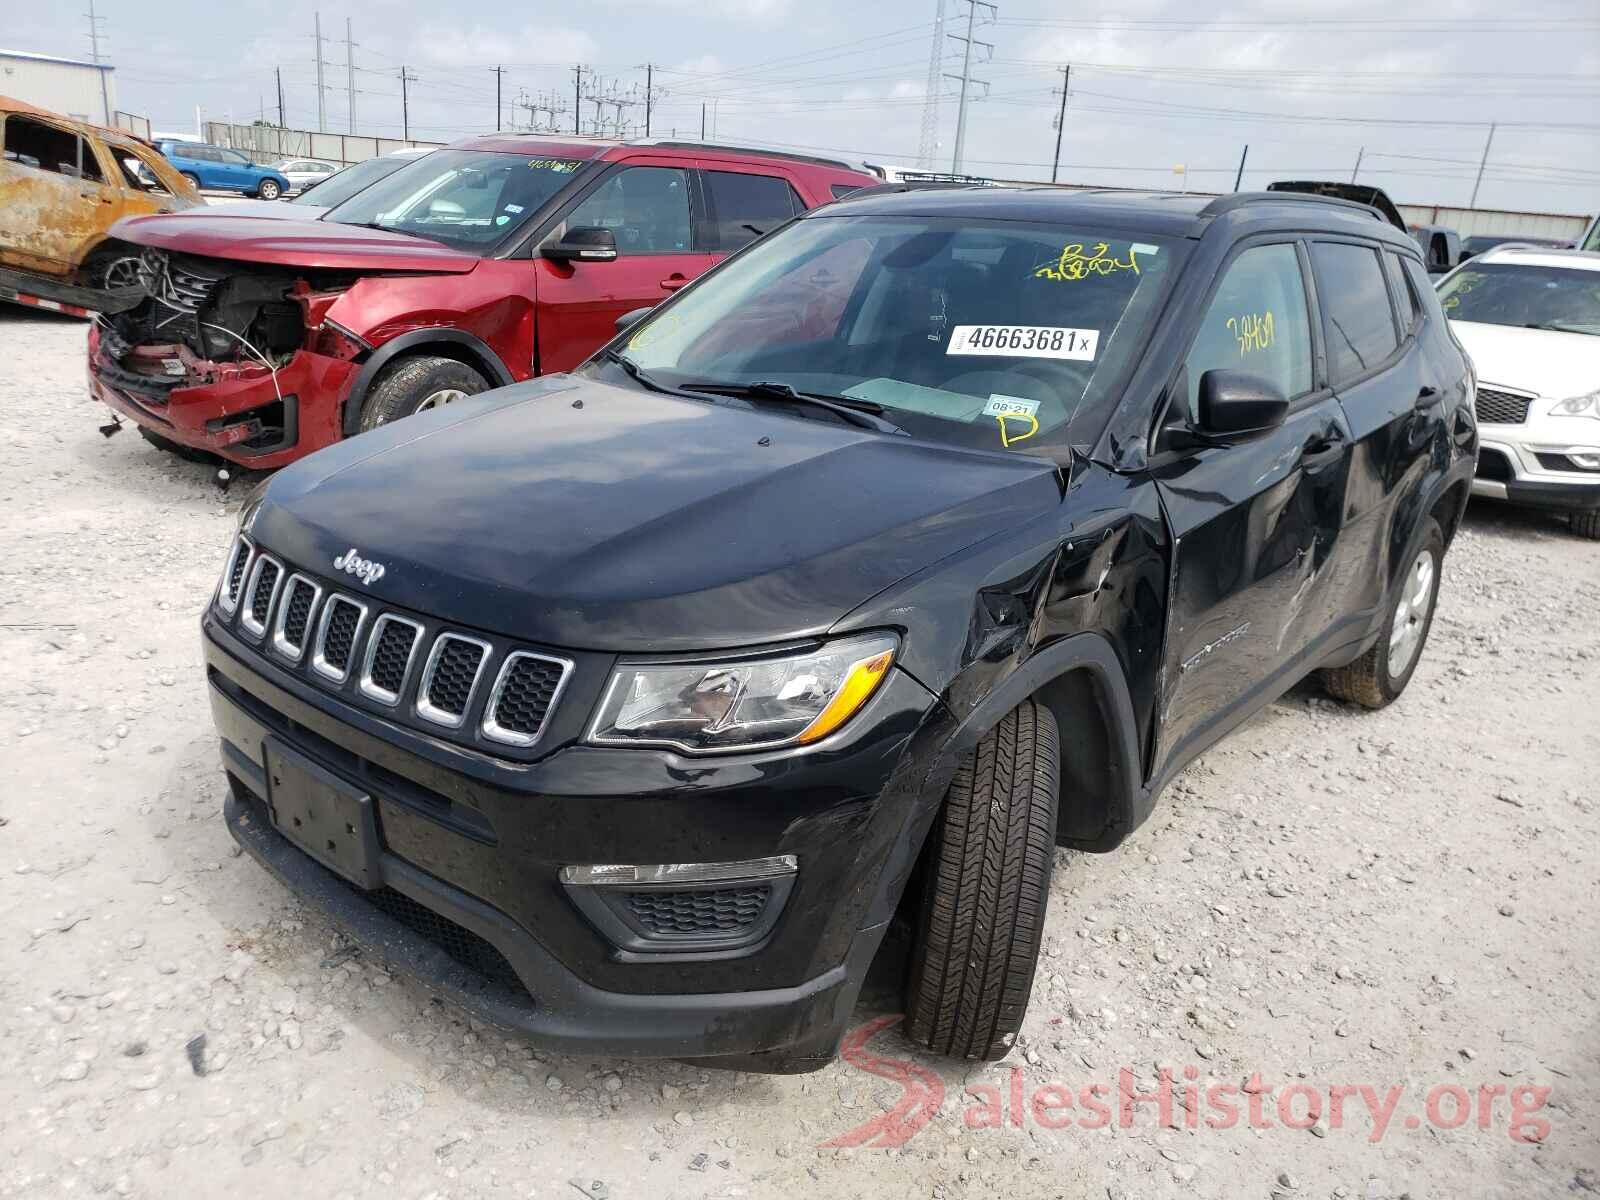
[[324, 149, 591, 250]]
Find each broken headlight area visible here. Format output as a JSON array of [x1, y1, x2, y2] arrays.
[[96, 248, 359, 393]]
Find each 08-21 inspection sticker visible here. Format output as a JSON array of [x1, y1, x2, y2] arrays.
[[947, 325, 1099, 361]]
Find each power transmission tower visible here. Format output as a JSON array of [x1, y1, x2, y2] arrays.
[[398, 66, 417, 140], [344, 18, 355, 134], [85, 0, 111, 124], [313, 12, 327, 133], [944, 0, 995, 175], [917, 0, 947, 169]]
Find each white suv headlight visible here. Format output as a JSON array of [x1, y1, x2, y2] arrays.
[[1550, 389, 1600, 420], [589, 635, 897, 754]]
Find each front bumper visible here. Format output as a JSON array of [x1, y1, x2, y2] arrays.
[[87, 324, 356, 469], [1472, 420, 1600, 513], [203, 613, 949, 1064]]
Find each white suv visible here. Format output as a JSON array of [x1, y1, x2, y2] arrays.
[[1438, 246, 1600, 538]]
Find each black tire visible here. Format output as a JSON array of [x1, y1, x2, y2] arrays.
[[1571, 511, 1600, 540], [137, 425, 218, 464], [180, 172, 201, 191], [257, 178, 282, 201], [83, 245, 143, 291], [357, 356, 489, 433], [1321, 518, 1444, 708], [905, 698, 1059, 1060]]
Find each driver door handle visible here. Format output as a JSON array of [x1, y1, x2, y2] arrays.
[[660, 274, 689, 292], [1414, 385, 1439, 411], [1301, 432, 1346, 470]]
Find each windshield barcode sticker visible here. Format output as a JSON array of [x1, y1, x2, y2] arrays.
[[947, 325, 1099, 361]]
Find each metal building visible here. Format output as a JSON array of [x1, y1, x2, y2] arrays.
[[0, 49, 116, 126]]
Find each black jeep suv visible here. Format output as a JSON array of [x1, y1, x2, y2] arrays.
[[204, 186, 1476, 1071]]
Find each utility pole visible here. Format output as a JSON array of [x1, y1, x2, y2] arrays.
[[1049, 64, 1069, 183], [276, 66, 285, 127], [492, 65, 505, 131], [85, 0, 111, 125], [314, 12, 327, 133], [1351, 146, 1364, 183], [572, 65, 584, 134], [701, 102, 707, 140], [644, 64, 653, 136], [944, 0, 996, 175], [1469, 123, 1496, 208], [399, 66, 416, 140], [344, 18, 355, 134], [1233, 144, 1249, 191]]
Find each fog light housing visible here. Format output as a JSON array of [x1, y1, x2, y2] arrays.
[[561, 856, 797, 955]]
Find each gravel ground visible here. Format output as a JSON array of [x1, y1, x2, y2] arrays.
[[1, 306, 1597, 1199]]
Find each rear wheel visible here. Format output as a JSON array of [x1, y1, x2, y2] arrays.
[[1321, 519, 1444, 708], [180, 171, 201, 190], [904, 698, 1059, 1060], [358, 355, 489, 433], [83, 246, 143, 291], [257, 178, 282, 201], [1571, 511, 1600, 540]]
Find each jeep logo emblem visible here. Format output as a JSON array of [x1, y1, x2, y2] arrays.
[[333, 548, 387, 587]]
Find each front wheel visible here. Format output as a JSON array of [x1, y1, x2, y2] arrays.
[[1571, 511, 1600, 540], [1321, 518, 1444, 708], [904, 698, 1059, 1060], [257, 178, 282, 201], [358, 355, 489, 433], [180, 171, 201, 191]]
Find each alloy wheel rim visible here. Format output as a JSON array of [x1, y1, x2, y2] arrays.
[[1387, 548, 1436, 679], [415, 388, 468, 413], [101, 257, 142, 290]]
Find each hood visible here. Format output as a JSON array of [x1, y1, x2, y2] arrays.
[[250, 376, 1061, 652], [1449, 320, 1600, 398], [163, 199, 329, 221], [108, 213, 480, 273]]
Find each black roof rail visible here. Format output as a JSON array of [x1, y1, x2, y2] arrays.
[[833, 181, 989, 202], [1200, 190, 1388, 223], [625, 138, 869, 175]]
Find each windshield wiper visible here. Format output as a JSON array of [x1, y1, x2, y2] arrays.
[[601, 348, 689, 396], [677, 380, 907, 435]]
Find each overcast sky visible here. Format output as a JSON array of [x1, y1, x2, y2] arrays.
[[15, 0, 1600, 213]]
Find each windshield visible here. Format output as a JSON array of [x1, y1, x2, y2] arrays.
[[324, 149, 591, 249], [612, 215, 1181, 455], [290, 153, 421, 208], [1438, 262, 1600, 335]]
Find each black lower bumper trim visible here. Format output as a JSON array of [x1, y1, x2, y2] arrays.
[[223, 757, 874, 1062], [1503, 477, 1600, 512]]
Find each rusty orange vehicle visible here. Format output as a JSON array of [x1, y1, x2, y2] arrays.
[[0, 95, 200, 313]]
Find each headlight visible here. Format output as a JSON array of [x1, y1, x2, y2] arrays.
[[589, 635, 897, 754], [1550, 390, 1600, 420]]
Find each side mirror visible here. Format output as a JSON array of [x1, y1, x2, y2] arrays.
[[615, 306, 653, 334], [543, 226, 619, 264], [1197, 370, 1289, 439]]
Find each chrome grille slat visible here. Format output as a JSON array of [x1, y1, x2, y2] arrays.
[[482, 651, 574, 748], [359, 615, 423, 706], [270, 574, 322, 662], [416, 634, 491, 728], [219, 536, 254, 614], [238, 555, 284, 640], [311, 594, 368, 683]]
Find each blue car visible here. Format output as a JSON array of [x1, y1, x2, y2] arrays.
[[157, 141, 291, 200]]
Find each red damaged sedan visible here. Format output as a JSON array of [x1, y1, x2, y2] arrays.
[[88, 136, 878, 468]]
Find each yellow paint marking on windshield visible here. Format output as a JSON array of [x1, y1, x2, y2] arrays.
[[530, 159, 584, 172], [1033, 242, 1142, 283], [996, 411, 1039, 447], [1227, 311, 1275, 356]]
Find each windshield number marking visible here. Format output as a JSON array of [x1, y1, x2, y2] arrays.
[[947, 325, 1099, 361]]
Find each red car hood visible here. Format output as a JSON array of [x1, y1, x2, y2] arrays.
[[109, 214, 481, 274]]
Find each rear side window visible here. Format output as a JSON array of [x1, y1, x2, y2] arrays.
[[1183, 242, 1314, 418], [1311, 242, 1399, 383], [831, 182, 865, 200], [3, 116, 96, 180], [703, 170, 801, 252]]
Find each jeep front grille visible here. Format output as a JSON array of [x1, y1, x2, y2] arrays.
[[418, 635, 489, 728], [212, 544, 573, 755], [1475, 386, 1532, 426]]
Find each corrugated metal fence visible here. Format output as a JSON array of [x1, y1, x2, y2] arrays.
[[1395, 204, 1587, 241], [201, 122, 445, 167]]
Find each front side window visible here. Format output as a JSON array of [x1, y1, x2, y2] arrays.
[[220, 149, 250, 166], [1436, 261, 1600, 336], [3, 117, 91, 179], [558, 166, 692, 254], [1311, 241, 1400, 383], [325, 149, 591, 250], [614, 215, 1182, 455], [1183, 243, 1313, 417], [703, 170, 799, 251]]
